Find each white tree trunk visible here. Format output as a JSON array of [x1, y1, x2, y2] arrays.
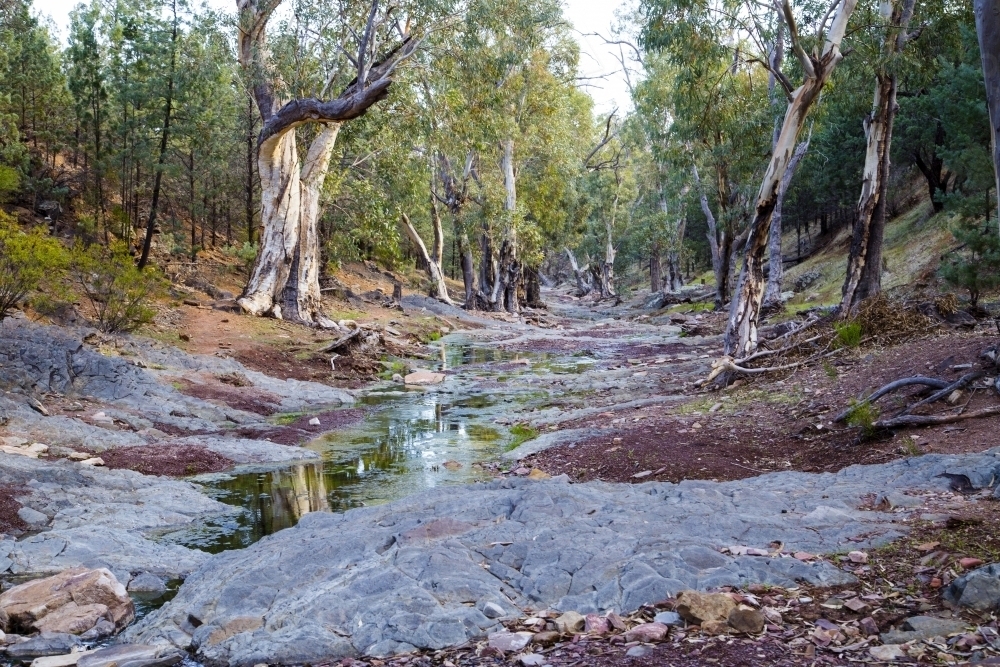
[[497, 138, 519, 312], [975, 0, 1000, 231], [723, 0, 858, 359], [400, 212, 453, 304], [239, 123, 341, 326], [691, 164, 726, 308], [564, 247, 591, 296]]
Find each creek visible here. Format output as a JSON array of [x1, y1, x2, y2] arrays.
[[160, 338, 594, 554]]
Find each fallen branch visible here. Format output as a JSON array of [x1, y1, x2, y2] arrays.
[[737, 335, 822, 365], [833, 376, 951, 423], [319, 327, 361, 353], [895, 370, 985, 417], [874, 405, 1000, 429], [702, 348, 840, 386], [771, 315, 821, 342]]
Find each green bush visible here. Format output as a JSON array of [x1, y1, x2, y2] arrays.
[[0, 212, 68, 321], [833, 321, 862, 348], [941, 218, 1000, 308], [71, 243, 162, 333], [222, 241, 259, 276], [845, 400, 880, 438]]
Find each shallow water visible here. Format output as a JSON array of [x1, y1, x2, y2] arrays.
[[163, 340, 592, 553]]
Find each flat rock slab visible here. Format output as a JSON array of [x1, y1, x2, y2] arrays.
[[127, 449, 1000, 666]]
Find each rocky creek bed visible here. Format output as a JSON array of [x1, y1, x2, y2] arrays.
[[5, 292, 1000, 666]]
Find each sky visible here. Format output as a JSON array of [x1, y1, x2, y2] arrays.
[[30, 0, 634, 113]]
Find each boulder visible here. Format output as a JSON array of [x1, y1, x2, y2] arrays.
[[76, 644, 185, 667], [943, 563, 1000, 612], [675, 591, 736, 625], [403, 371, 446, 386], [0, 568, 134, 636]]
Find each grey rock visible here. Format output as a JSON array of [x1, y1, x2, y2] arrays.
[[126, 449, 1000, 666], [943, 563, 1000, 612], [17, 506, 49, 526], [653, 611, 682, 626], [76, 644, 184, 667], [625, 646, 652, 657], [79, 618, 117, 641], [519, 653, 545, 666], [481, 602, 506, 619], [502, 428, 606, 460], [488, 632, 532, 652], [5, 633, 81, 660], [881, 616, 968, 644], [127, 573, 167, 594]]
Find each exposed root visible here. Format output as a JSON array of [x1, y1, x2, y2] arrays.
[[895, 371, 985, 417]]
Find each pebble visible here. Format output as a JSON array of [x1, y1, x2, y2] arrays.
[[625, 646, 652, 658], [653, 611, 682, 627], [869, 644, 905, 661], [553, 611, 585, 634], [623, 622, 669, 642], [487, 631, 532, 653], [518, 654, 545, 667]]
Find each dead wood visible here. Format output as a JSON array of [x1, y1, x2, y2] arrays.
[[320, 327, 361, 353], [895, 371, 985, 417], [874, 405, 1000, 429], [737, 335, 822, 365], [833, 376, 951, 423]]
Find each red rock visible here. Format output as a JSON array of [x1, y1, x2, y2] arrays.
[[930, 577, 943, 588], [960, 557, 984, 569], [859, 617, 879, 636], [624, 622, 669, 642], [584, 614, 609, 635]]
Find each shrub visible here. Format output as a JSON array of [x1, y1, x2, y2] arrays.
[[941, 218, 1000, 308], [222, 241, 259, 276], [0, 212, 67, 322], [833, 321, 862, 348], [845, 400, 880, 438], [71, 243, 162, 333]]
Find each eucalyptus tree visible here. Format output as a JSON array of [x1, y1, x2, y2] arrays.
[[235, 0, 421, 326], [642, 0, 859, 358], [839, 0, 921, 315], [974, 0, 1000, 228]]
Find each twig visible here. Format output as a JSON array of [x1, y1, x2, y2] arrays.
[[874, 405, 1000, 429]]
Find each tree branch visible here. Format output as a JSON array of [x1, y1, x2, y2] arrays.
[[780, 0, 815, 78]]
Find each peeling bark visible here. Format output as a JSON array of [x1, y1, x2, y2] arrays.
[[841, 0, 916, 315], [496, 138, 520, 313], [235, 0, 417, 325]]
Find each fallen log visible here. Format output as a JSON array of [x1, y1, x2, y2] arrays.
[[874, 405, 1000, 429], [833, 376, 951, 423], [895, 371, 985, 417], [320, 327, 361, 353]]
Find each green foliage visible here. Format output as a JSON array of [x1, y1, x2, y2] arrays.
[[0, 165, 19, 201], [0, 212, 67, 321], [834, 322, 862, 349], [506, 423, 539, 451], [223, 242, 260, 276], [941, 218, 1000, 308], [70, 243, 161, 333], [845, 400, 880, 438]]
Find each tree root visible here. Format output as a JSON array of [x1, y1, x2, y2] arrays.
[[874, 405, 1000, 429], [833, 376, 951, 423]]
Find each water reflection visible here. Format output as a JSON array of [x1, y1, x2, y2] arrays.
[[167, 390, 503, 553], [163, 341, 594, 554]]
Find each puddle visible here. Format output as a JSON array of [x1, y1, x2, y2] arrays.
[[163, 340, 568, 554]]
